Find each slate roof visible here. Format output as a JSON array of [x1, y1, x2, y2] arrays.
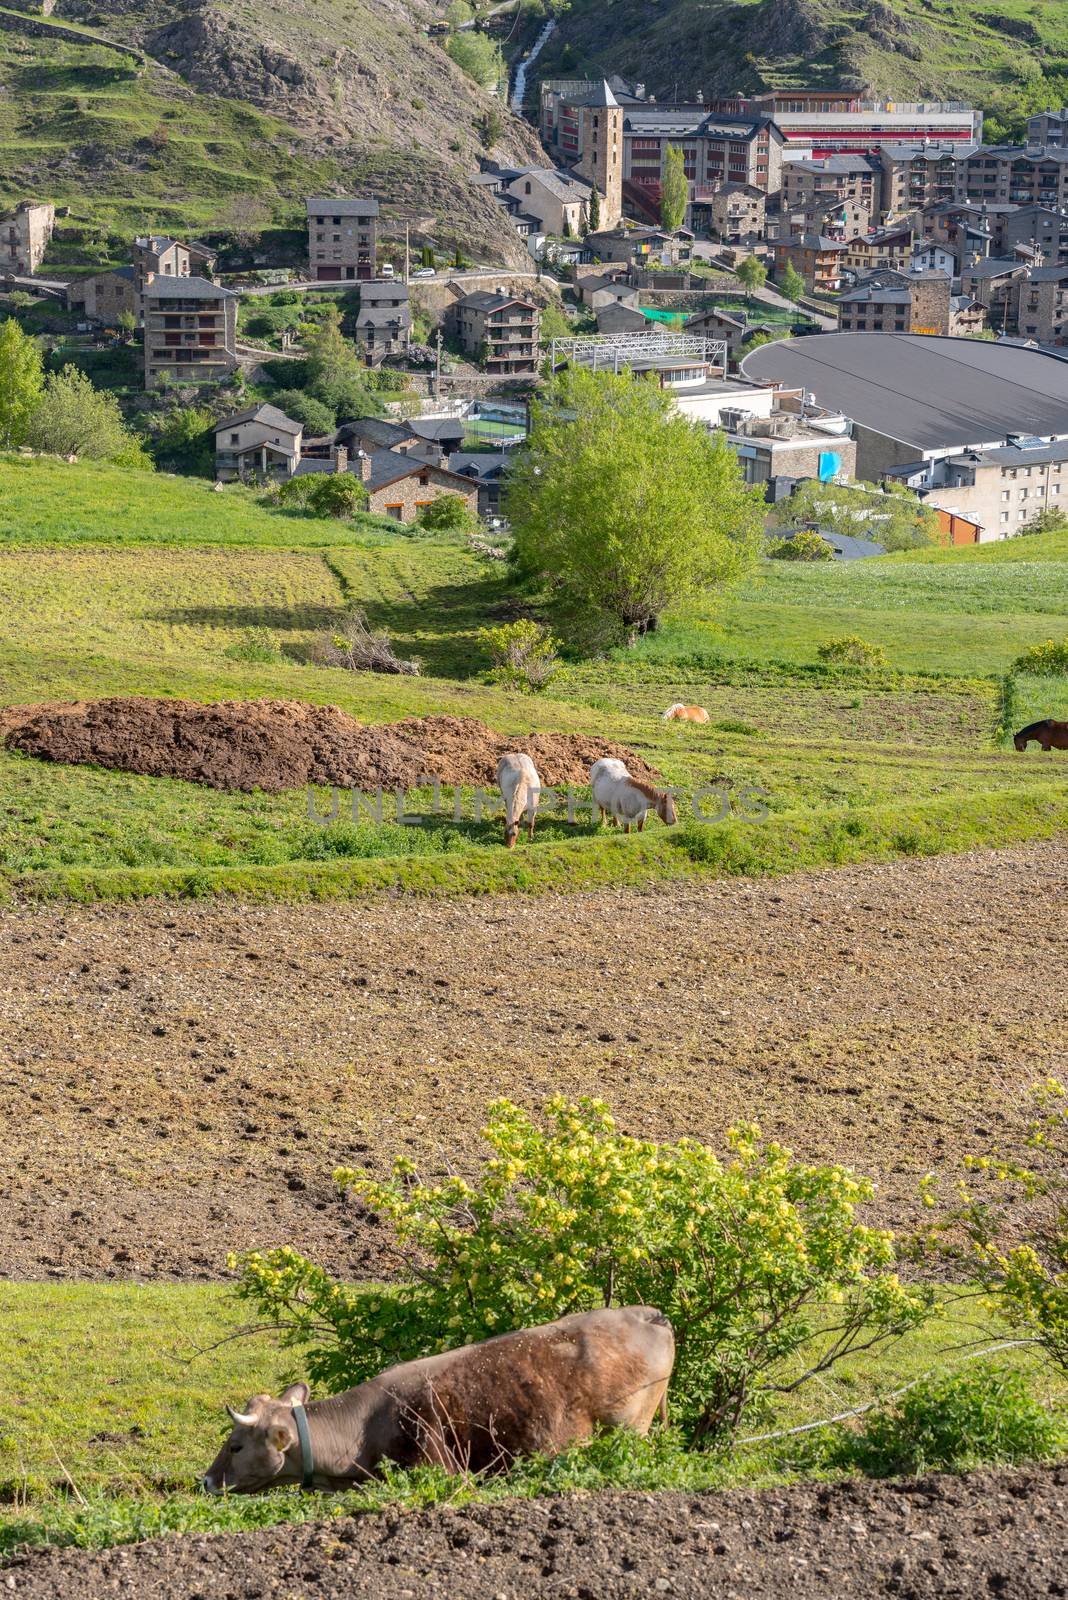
[[213, 403, 301, 434], [305, 197, 380, 217], [568, 79, 619, 109], [143, 274, 236, 299]]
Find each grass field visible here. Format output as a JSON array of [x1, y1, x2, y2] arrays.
[[1, 1281, 1062, 1553], [1, 453, 1066, 901]]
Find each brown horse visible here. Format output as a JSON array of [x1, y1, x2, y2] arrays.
[[662, 703, 709, 724], [1014, 719, 1068, 751]]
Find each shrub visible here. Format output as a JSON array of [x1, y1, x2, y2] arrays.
[[1011, 637, 1068, 676], [314, 607, 420, 675], [417, 493, 476, 533], [223, 626, 283, 664], [305, 474, 367, 520], [477, 618, 560, 692], [767, 531, 833, 562], [839, 1366, 1064, 1477], [817, 635, 889, 670], [268, 389, 336, 436], [235, 1098, 932, 1442]]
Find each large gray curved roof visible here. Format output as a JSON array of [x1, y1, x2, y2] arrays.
[[740, 334, 1068, 452]]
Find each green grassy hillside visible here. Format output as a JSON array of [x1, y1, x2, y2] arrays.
[[1, 454, 1066, 902], [544, 0, 1068, 138], [0, 0, 542, 262]]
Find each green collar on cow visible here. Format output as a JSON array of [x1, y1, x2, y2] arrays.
[[292, 1402, 315, 1492]]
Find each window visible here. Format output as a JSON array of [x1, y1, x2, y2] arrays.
[[1001, 511, 1010, 522], [385, 504, 403, 519], [230, 433, 239, 445]]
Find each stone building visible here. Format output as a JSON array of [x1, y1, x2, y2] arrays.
[[448, 290, 540, 375], [77, 266, 138, 324], [305, 197, 379, 282], [355, 278, 411, 363], [213, 403, 302, 481], [142, 273, 238, 387], [134, 236, 191, 297], [705, 183, 765, 243], [563, 79, 624, 229], [1, 201, 55, 275]]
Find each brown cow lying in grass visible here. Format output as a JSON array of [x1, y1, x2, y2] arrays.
[[202, 1307, 674, 1493]]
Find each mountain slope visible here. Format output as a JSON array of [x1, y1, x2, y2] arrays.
[[0, 0, 542, 263], [543, 0, 1068, 138]]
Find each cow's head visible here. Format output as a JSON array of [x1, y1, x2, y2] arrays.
[[201, 1382, 310, 1494]]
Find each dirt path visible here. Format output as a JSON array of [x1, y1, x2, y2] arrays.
[[5, 1463, 1067, 1597], [2, 843, 1066, 1280]]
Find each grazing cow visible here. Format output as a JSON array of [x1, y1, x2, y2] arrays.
[[590, 757, 677, 834], [202, 1306, 674, 1492], [662, 703, 709, 725], [496, 752, 541, 848]]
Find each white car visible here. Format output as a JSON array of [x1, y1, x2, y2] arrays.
[[412, 266, 436, 277]]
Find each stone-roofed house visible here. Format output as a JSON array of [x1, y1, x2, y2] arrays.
[[142, 273, 238, 387], [306, 196, 379, 282], [1, 200, 54, 275], [448, 290, 540, 375], [214, 403, 302, 482], [355, 278, 411, 363], [134, 235, 191, 296], [773, 233, 847, 293], [296, 444, 479, 523], [503, 169, 592, 237]]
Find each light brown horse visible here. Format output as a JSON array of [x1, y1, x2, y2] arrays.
[[662, 703, 709, 724], [1014, 719, 1068, 752]]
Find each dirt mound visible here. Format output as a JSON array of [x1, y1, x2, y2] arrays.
[[0, 699, 659, 795]]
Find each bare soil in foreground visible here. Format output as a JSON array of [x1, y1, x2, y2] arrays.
[[5, 1464, 1068, 1598], [2, 843, 1066, 1281]]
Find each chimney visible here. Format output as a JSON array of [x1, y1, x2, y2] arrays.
[[334, 444, 349, 475], [355, 447, 372, 482], [439, 452, 449, 471], [145, 271, 155, 286]]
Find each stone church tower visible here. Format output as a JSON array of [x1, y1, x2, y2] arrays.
[[572, 80, 624, 229]]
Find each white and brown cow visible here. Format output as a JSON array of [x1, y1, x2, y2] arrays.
[[202, 1306, 674, 1492]]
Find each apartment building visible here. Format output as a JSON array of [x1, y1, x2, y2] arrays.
[[1, 200, 54, 275], [837, 271, 984, 336], [701, 183, 765, 242], [954, 147, 1068, 208], [448, 290, 540, 375], [993, 204, 1068, 263], [959, 257, 1029, 329], [781, 155, 879, 231], [305, 197, 378, 282], [1027, 109, 1068, 148], [877, 143, 961, 217], [1015, 264, 1068, 344], [887, 437, 1068, 539], [842, 224, 912, 274], [621, 107, 785, 201], [355, 278, 411, 363], [773, 233, 847, 292], [142, 274, 238, 387]]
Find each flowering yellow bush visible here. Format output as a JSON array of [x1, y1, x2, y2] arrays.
[[234, 1098, 931, 1440]]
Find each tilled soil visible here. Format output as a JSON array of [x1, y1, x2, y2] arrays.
[[1, 843, 1066, 1280], [0, 698, 659, 793], [5, 1464, 1068, 1598]]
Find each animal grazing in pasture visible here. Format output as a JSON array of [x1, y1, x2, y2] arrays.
[[662, 703, 709, 724], [1014, 719, 1068, 752], [202, 1306, 674, 1492], [496, 752, 541, 848], [590, 757, 678, 834]]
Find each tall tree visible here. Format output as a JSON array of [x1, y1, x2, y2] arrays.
[[587, 184, 600, 234], [0, 318, 44, 450], [506, 367, 763, 644], [303, 305, 381, 420], [778, 261, 805, 303], [660, 145, 688, 234], [29, 365, 152, 466], [736, 255, 768, 302]]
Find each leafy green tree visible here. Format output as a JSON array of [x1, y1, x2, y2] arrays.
[[538, 301, 571, 346], [445, 0, 473, 27], [739, 328, 790, 355], [778, 261, 805, 303], [480, 107, 503, 148], [768, 529, 832, 561], [507, 366, 763, 644], [0, 317, 44, 449], [29, 365, 153, 467], [660, 144, 688, 234], [269, 388, 336, 435], [117, 308, 137, 342], [144, 405, 215, 475], [736, 255, 768, 302], [770, 479, 937, 553], [446, 30, 502, 90], [303, 306, 382, 420]]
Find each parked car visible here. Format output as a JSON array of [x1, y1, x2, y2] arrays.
[[412, 267, 436, 278], [380, 263, 395, 279]]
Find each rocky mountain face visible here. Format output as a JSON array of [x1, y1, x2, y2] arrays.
[[46, 0, 545, 261]]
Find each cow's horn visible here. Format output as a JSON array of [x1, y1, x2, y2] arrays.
[[226, 1405, 258, 1426]]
